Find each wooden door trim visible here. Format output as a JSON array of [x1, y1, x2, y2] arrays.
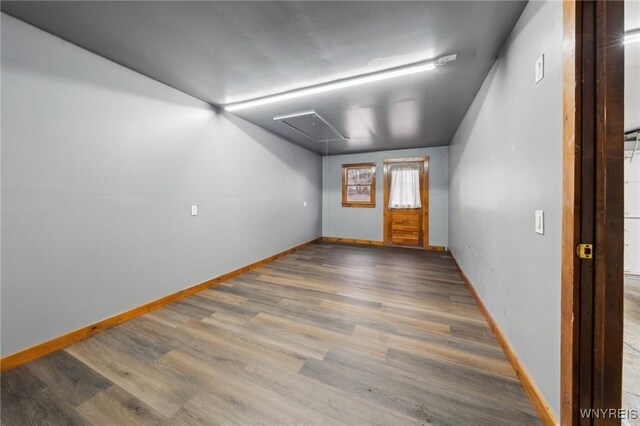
[[561, 1, 581, 421], [383, 157, 429, 164], [561, 1, 625, 423], [383, 157, 429, 249]]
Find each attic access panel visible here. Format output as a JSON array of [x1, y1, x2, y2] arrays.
[[274, 111, 348, 143]]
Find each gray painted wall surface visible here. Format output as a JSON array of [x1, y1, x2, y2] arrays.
[[322, 147, 448, 246], [448, 1, 562, 418], [0, 14, 322, 356]]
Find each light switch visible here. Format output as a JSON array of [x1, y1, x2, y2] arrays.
[[304, 201, 308, 207], [191, 205, 198, 216], [535, 210, 544, 234], [535, 54, 544, 84]]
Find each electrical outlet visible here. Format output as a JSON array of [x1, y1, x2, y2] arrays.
[[535, 210, 544, 234], [191, 205, 198, 216], [535, 54, 544, 83]]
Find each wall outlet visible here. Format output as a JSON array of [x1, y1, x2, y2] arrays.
[[535, 210, 544, 234], [191, 205, 198, 216], [535, 54, 544, 84]]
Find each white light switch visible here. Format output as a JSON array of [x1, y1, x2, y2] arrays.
[[304, 201, 308, 207], [535, 54, 544, 84], [191, 205, 198, 216], [535, 210, 544, 234]]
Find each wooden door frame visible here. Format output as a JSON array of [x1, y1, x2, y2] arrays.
[[383, 157, 429, 249], [561, 1, 625, 424]]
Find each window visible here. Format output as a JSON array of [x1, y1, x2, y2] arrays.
[[342, 162, 376, 208], [388, 165, 422, 209]]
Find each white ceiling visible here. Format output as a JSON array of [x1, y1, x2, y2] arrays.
[[2, 1, 529, 154]]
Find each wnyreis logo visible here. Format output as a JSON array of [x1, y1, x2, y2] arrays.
[[579, 409, 638, 420]]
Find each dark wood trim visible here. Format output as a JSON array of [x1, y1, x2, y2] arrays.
[[0, 238, 321, 372], [383, 157, 429, 164], [341, 162, 376, 208], [341, 162, 376, 168], [321, 237, 384, 246], [561, 2, 582, 420], [591, 1, 624, 417], [340, 203, 376, 209], [423, 159, 430, 250], [451, 254, 557, 426], [561, 1, 625, 424], [383, 163, 390, 245], [382, 157, 430, 249]]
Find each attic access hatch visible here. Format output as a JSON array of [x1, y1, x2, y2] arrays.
[[274, 111, 349, 143]]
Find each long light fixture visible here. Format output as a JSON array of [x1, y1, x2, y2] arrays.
[[625, 29, 640, 44], [224, 54, 457, 112]]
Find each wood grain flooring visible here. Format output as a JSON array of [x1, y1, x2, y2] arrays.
[[1, 242, 541, 425]]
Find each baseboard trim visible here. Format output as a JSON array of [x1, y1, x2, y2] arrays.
[[450, 253, 558, 426], [321, 237, 446, 252], [321, 237, 384, 246], [0, 237, 321, 372]]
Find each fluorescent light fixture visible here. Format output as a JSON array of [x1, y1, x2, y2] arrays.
[[273, 111, 316, 121], [625, 29, 640, 44], [224, 54, 457, 112]]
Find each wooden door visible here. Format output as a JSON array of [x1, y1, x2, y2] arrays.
[[383, 157, 429, 248], [561, 1, 625, 423]]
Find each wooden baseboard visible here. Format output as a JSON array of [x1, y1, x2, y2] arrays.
[[450, 253, 558, 426], [0, 238, 321, 372], [321, 237, 384, 246], [322, 237, 446, 252]]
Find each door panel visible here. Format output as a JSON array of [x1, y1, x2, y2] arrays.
[[389, 210, 422, 247]]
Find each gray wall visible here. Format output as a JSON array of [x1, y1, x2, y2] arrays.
[[448, 1, 562, 419], [322, 147, 448, 246], [0, 14, 322, 356]]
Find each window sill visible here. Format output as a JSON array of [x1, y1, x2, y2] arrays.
[[342, 203, 376, 208]]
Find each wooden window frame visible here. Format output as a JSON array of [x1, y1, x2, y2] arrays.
[[342, 162, 376, 208]]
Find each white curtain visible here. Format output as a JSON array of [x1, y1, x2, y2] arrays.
[[388, 166, 421, 209]]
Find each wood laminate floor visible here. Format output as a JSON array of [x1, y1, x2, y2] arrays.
[[624, 274, 640, 426], [1, 242, 541, 425]]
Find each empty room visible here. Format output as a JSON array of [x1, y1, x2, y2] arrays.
[[1, 1, 637, 425]]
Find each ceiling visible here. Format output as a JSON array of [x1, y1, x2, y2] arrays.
[[1, 1, 528, 154]]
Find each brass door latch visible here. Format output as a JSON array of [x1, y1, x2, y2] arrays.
[[576, 243, 593, 259]]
